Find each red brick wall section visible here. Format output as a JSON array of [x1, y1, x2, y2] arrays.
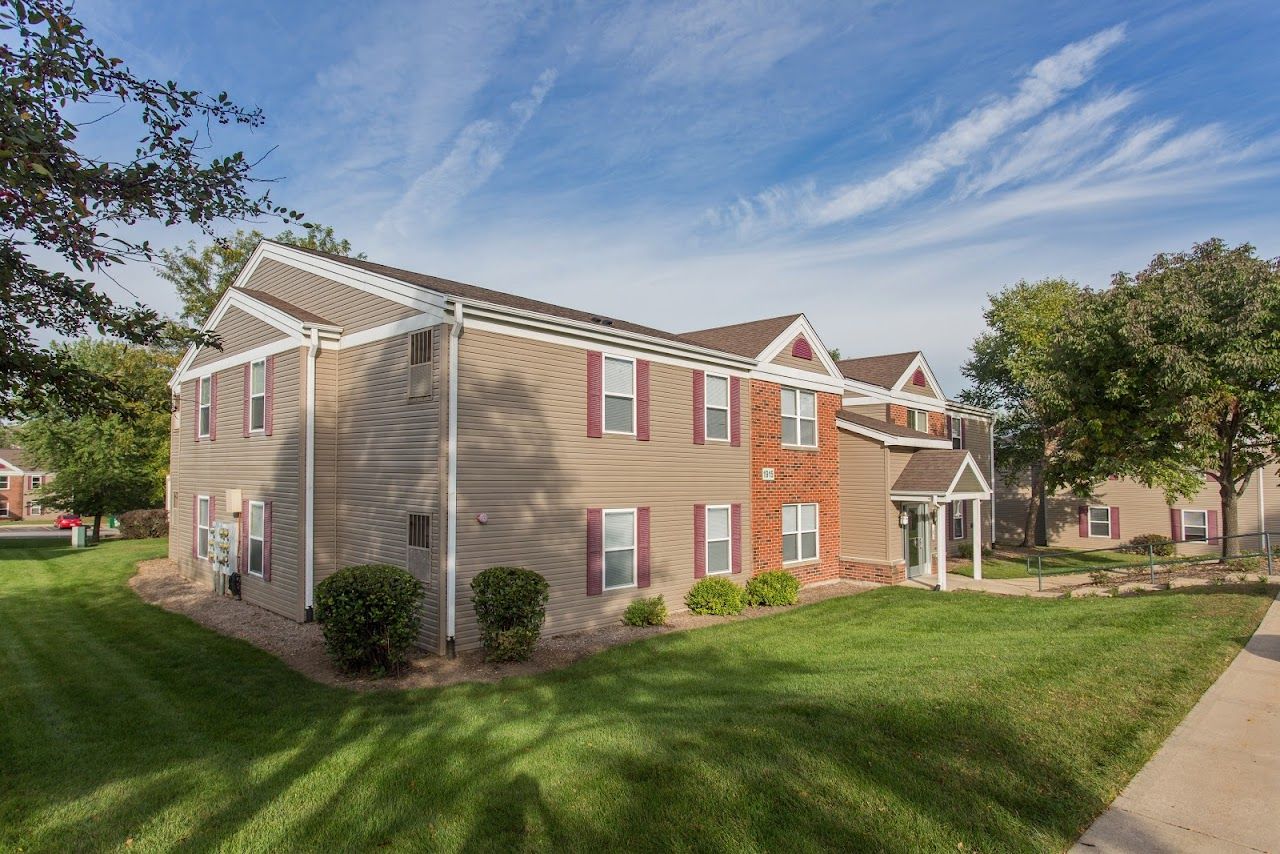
[[749, 381, 842, 584], [887, 404, 906, 428], [0, 475, 21, 519], [887, 404, 946, 437], [839, 559, 903, 584]]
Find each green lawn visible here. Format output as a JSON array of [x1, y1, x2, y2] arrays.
[[0, 538, 1271, 852], [952, 547, 1154, 579]]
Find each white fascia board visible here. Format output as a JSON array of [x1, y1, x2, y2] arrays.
[[890, 352, 946, 399], [945, 399, 994, 420], [0, 458, 24, 474], [751, 364, 845, 394], [835, 419, 952, 449], [948, 452, 993, 496], [169, 286, 307, 389], [175, 338, 303, 384], [755, 315, 846, 382], [841, 382, 948, 412]]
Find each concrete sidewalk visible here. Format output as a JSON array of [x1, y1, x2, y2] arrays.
[[1072, 592, 1280, 853]]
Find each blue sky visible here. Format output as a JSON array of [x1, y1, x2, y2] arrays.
[[78, 0, 1280, 392]]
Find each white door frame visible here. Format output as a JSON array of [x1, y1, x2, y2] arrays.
[[904, 502, 932, 578]]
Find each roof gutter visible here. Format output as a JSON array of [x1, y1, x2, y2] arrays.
[[445, 301, 463, 657]]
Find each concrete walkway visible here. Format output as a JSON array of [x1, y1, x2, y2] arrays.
[[1072, 592, 1280, 853]]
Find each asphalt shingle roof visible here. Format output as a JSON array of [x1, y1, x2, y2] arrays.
[[836, 409, 941, 442], [678, 314, 803, 358], [836, 352, 920, 389], [891, 449, 973, 494]]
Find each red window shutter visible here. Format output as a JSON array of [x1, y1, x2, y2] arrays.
[[693, 504, 706, 578], [637, 507, 651, 588], [731, 503, 743, 574], [1170, 508, 1182, 541], [209, 374, 218, 441], [1207, 510, 1219, 543], [240, 499, 249, 575], [586, 508, 603, 595], [210, 495, 217, 531], [791, 336, 813, 360], [960, 419, 967, 447], [586, 352, 603, 438], [242, 363, 251, 437], [692, 370, 705, 445], [729, 377, 741, 447], [636, 359, 651, 442], [263, 501, 273, 582], [192, 383, 200, 443], [192, 496, 198, 558], [1078, 506, 1088, 538], [264, 356, 275, 437], [1109, 506, 1120, 540]]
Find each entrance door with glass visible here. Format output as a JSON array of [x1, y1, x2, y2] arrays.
[[904, 504, 931, 578]]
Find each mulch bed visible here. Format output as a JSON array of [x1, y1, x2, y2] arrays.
[[130, 559, 877, 692]]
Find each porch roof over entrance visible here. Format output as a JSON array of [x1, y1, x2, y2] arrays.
[[890, 449, 991, 502]]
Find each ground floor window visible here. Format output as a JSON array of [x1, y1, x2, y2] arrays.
[[1182, 509, 1208, 542], [603, 509, 637, 590], [951, 501, 964, 539], [196, 495, 211, 558], [706, 505, 732, 574], [782, 503, 819, 563], [248, 501, 265, 577], [1087, 505, 1111, 538]]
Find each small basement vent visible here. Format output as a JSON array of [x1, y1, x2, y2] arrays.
[[408, 513, 431, 585], [408, 330, 433, 399]]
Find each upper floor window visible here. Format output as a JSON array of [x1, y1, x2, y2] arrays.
[[907, 408, 928, 433], [198, 376, 212, 438], [781, 388, 817, 447], [1087, 506, 1111, 538], [29, 475, 42, 491], [704, 374, 730, 442], [950, 416, 963, 449], [249, 360, 267, 432], [603, 356, 636, 435], [0, 475, 8, 490], [1181, 509, 1208, 542]]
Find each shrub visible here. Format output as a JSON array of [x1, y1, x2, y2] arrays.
[[685, 577, 746, 616], [471, 566, 549, 662], [1225, 556, 1262, 575], [955, 542, 993, 560], [1120, 533, 1176, 557], [118, 509, 168, 539], [623, 595, 668, 626], [745, 570, 799, 606], [313, 564, 422, 675]]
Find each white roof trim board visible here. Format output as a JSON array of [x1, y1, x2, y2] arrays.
[[890, 451, 993, 502], [834, 418, 953, 449]]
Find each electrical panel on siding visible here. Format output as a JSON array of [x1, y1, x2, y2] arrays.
[[408, 330, 433, 400]]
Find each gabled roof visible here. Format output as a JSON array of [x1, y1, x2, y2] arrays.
[[0, 447, 28, 471], [237, 288, 336, 326], [891, 449, 991, 499], [837, 352, 921, 389], [679, 314, 803, 358], [835, 410, 951, 448]]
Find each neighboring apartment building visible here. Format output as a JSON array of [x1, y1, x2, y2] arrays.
[[0, 448, 52, 520], [168, 241, 994, 654]]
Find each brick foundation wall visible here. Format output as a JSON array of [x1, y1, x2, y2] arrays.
[[838, 558, 904, 584], [749, 381, 842, 583]]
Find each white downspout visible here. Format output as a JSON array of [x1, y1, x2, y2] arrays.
[[446, 302, 464, 656], [989, 412, 997, 546], [304, 327, 318, 620]]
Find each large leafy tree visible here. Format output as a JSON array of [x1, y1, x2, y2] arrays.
[[0, 0, 302, 418], [1047, 239, 1280, 556], [959, 278, 1081, 546], [160, 225, 364, 324], [16, 340, 176, 541]]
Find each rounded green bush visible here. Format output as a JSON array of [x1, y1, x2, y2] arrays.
[[1121, 533, 1176, 557], [685, 577, 746, 616], [313, 564, 423, 676], [623, 595, 668, 626], [471, 566, 550, 661], [745, 570, 799, 606]]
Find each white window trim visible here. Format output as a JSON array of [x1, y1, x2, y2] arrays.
[[705, 504, 733, 575], [29, 475, 42, 490], [602, 508, 638, 590], [196, 495, 211, 559], [781, 387, 818, 449], [782, 502, 820, 564], [704, 373, 731, 443], [248, 359, 267, 433], [908, 408, 929, 433], [950, 416, 963, 449], [0, 475, 8, 490], [1181, 508, 1209, 542], [248, 500, 266, 578], [198, 375, 212, 438], [1087, 505, 1111, 538], [602, 354, 637, 437]]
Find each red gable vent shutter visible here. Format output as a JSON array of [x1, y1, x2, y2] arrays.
[[692, 370, 705, 445], [263, 501, 273, 582], [586, 352, 603, 438], [729, 377, 741, 448], [240, 499, 249, 575], [1109, 507, 1120, 540], [693, 504, 706, 578], [1078, 506, 1088, 538], [912, 368, 927, 387], [636, 359, 651, 442], [1207, 510, 1219, 544], [586, 508, 603, 595], [1170, 508, 1182, 541], [791, 336, 813, 360], [242, 363, 251, 437], [637, 507, 651, 588], [209, 374, 218, 441], [731, 503, 743, 574], [264, 356, 275, 437]]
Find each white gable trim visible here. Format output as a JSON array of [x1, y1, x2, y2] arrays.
[[890, 452, 992, 502], [176, 338, 303, 385], [947, 452, 992, 496], [755, 315, 845, 382], [890, 352, 946, 399], [835, 418, 952, 449], [842, 384, 948, 413], [0, 456, 27, 474], [240, 242, 441, 311], [170, 288, 310, 389], [752, 364, 845, 394]]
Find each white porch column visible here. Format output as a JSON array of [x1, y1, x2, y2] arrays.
[[935, 504, 948, 591], [971, 498, 983, 581]]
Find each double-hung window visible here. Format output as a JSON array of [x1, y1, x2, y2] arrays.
[[705, 505, 732, 574], [1087, 506, 1111, 538], [781, 388, 817, 447], [196, 495, 211, 558], [29, 475, 41, 491], [952, 501, 964, 539], [198, 376, 212, 438], [249, 359, 266, 432], [1182, 509, 1208, 542], [247, 501, 266, 576], [783, 503, 819, 563], [950, 416, 963, 449], [908, 408, 928, 433], [704, 374, 730, 442], [602, 509, 637, 589], [603, 356, 636, 435], [0, 475, 8, 490]]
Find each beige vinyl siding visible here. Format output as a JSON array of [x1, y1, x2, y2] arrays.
[[190, 307, 288, 368], [335, 327, 445, 650], [454, 326, 752, 651], [906, 379, 941, 400], [1263, 463, 1280, 536], [838, 431, 891, 563], [886, 448, 916, 563], [770, 339, 823, 372], [170, 348, 305, 619], [949, 415, 994, 553], [312, 347, 338, 591], [842, 403, 888, 421], [243, 258, 420, 333]]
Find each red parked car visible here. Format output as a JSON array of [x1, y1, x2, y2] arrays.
[[54, 513, 82, 529]]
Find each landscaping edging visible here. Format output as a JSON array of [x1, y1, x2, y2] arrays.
[[130, 558, 877, 691]]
